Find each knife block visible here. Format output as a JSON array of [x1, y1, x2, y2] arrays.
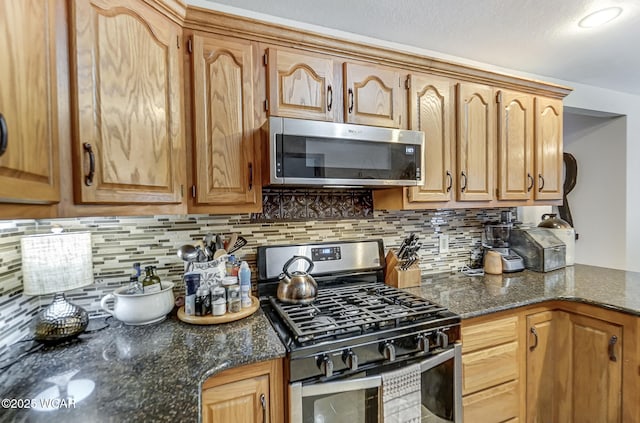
[[384, 250, 421, 288]]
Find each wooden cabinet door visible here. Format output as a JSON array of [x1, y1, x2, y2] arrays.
[[456, 83, 495, 201], [568, 313, 622, 423], [497, 90, 534, 200], [202, 374, 269, 423], [534, 97, 563, 200], [70, 0, 184, 204], [0, 0, 59, 204], [526, 310, 572, 423], [343, 63, 402, 128], [266, 48, 335, 121], [406, 74, 455, 203], [191, 34, 260, 209]]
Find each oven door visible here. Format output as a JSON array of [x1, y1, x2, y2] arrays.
[[289, 344, 462, 423]]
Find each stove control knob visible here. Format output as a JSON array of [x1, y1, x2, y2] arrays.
[[317, 355, 334, 377], [436, 330, 449, 349], [416, 333, 430, 353], [342, 349, 359, 371], [380, 341, 396, 362]]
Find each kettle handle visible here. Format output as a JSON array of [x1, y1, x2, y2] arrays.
[[541, 213, 557, 220], [283, 255, 314, 278]]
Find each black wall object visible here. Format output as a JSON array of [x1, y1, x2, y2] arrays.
[[558, 152, 577, 227]]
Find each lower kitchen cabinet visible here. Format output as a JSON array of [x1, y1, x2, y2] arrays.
[[462, 302, 637, 423], [461, 314, 523, 423], [527, 307, 624, 423], [462, 380, 520, 423], [201, 358, 283, 423]]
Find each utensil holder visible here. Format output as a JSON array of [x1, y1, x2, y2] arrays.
[[384, 250, 421, 288]]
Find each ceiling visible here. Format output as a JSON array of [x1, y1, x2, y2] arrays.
[[195, 0, 640, 95]]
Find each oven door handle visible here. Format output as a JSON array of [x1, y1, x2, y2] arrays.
[[419, 343, 457, 372], [298, 374, 382, 397]]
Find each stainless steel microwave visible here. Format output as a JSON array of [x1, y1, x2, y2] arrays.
[[262, 117, 424, 187]]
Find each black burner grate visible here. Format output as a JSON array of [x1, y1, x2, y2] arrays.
[[270, 283, 448, 343]]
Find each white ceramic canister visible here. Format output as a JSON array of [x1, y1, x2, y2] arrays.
[[100, 281, 175, 325]]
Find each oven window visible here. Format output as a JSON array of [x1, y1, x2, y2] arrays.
[[301, 387, 379, 423], [421, 357, 455, 422], [277, 134, 418, 181]]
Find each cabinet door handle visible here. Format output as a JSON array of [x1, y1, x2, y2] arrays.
[[538, 174, 545, 192], [83, 142, 95, 186], [609, 335, 618, 362], [260, 393, 268, 423], [527, 173, 534, 192], [530, 327, 538, 350], [348, 88, 354, 114], [327, 85, 333, 112], [460, 171, 467, 192], [0, 113, 7, 157], [248, 162, 253, 191], [446, 171, 452, 192]]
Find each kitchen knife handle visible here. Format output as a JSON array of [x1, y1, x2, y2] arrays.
[[248, 162, 253, 190], [538, 174, 545, 192], [527, 173, 534, 192], [83, 142, 95, 186], [0, 113, 7, 157], [446, 171, 453, 192], [348, 88, 354, 114], [327, 85, 333, 111], [608, 335, 618, 362], [529, 326, 538, 350], [460, 171, 467, 192], [260, 393, 268, 423]]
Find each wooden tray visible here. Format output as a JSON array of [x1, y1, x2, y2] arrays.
[[177, 295, 259, 325]]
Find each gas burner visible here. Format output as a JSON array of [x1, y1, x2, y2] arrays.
[[340, 305, 360, 317], [268, 283, 451, 344], [384, 305, 409, 317], [309, 315, 336, 329]]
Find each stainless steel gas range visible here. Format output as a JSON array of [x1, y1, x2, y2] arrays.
[[257, 240, 463, 423]]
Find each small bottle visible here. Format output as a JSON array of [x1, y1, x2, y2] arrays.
[[239, 261, 252, 308], [211, 287, 226, 316], [227, 285, 241, 313], [142, 266, 162, 293], [225, 255, 236, 276], [127, 263, 143, 294]]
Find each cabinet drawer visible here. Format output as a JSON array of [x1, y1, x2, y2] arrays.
[[461, 315, 518, 353], [462, 341, 518, 395], [463, 380, 519, 423]]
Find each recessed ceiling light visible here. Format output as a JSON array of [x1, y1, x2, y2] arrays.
[[578, 7, 623, 28]]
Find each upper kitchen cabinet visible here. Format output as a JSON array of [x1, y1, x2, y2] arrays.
[[496, 89, 534, 201], [534, 97, 563, 200], [265, 48, 336, 121], [343, 62, 404, 128], [0, 0, 59, 204], [456, 82, 495, 201], [69, 0, 185, 204], [189, 33, 261, 212], [406, 73, 455, 203]]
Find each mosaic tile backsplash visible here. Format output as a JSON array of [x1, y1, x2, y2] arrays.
[[0, 208, 509, 353]]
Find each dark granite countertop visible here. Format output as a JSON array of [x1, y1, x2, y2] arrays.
[[3, 264, 638, 422], [0, 309, 285, 423], [404, 264, 640, 319]]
